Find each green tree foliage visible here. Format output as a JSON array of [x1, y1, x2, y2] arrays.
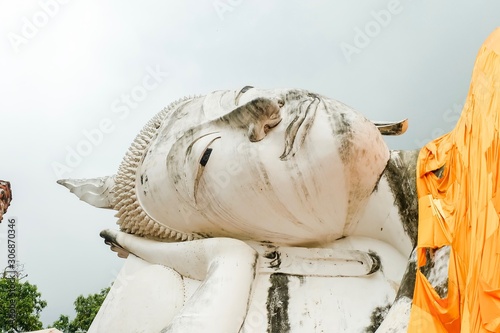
[[51, 314, 72, 332], [51, 287, 110, 333], [0, 277, 47, 333]]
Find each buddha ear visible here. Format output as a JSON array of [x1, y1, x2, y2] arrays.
[[372, 119, 408, 135]]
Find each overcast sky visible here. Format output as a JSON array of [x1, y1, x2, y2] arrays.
[[0, 0, 499, 327]]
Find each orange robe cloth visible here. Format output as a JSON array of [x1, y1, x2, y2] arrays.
[[408, 28, 500, 332]]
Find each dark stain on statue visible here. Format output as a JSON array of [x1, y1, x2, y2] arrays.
[[384, 150, 419, 247], [264, 250, 282, 270], [334, 111, 353, 164], [285, 89, 306, 101], [395, 249, 417, 300], [396, 247, 443, 303], [140, 174, 149, 196], [367, 251, 382, 275], [365, 303, 391, 332], [267, 273, 291, 333]]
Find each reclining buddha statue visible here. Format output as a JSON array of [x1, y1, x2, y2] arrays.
[[57, 28, 500, 333]]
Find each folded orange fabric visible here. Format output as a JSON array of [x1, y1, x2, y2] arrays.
[[409, 28, 500, 333]]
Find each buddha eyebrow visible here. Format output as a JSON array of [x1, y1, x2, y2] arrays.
[[235, 85, 254, 104]]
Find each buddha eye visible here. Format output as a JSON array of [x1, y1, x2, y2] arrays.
[[199, 148, 213, 167]]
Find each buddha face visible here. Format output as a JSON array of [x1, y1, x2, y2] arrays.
[[134, 88, 391, 245]]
